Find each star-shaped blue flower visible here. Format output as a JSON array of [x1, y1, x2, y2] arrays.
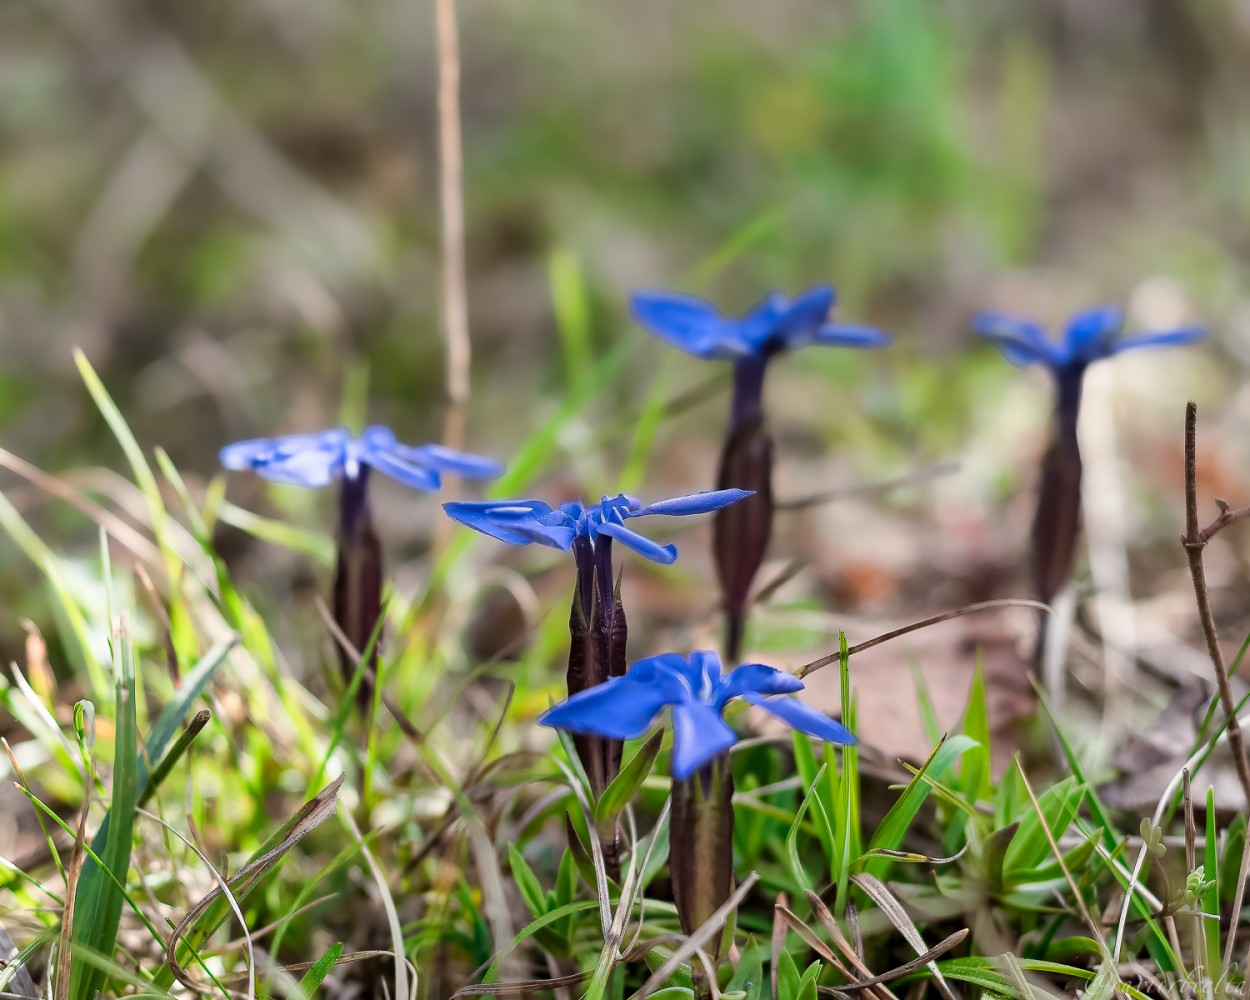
[[220, 426, 502, 490], [630, 284, 890, 361], [443, 489, 752, 565], [973, 306, 1205, 373], [540, 649, 854, 779]]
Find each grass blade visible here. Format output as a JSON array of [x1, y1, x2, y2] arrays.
[[69, 618, 139, 1000]]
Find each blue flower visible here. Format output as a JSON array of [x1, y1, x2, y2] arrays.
[[443, 489, 752, 565], [630, 284, 890, 361], [974, 306, 1205, 372], [220, 425, 502, 490], [540, 649, 854, 779]]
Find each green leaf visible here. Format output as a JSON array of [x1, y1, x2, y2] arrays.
[[508, 844, 546, 919], [1204, 787, 1221, 973], [140, 638, 234, 795], [70, 623, 139, 1000], [595, 729, 665, 824], [74, 349, 178, 578], [480, 900, 601, 984], [1003, 774, 1085, 878], [646, 990, 695, 1000], [1007, 829, 1098, 890], [958, 657, 991, 802], [797, 960, 821, 1000], [726, 942, 767, 1000], [1221, 813, 1246, 904], [862, 734, 977, 879], [775, 948, 801, 1000], [556, 847, 578, 904], [299, 941, 344, 997], [786, 764, 827, 893], [983, 821, 1019, 895]]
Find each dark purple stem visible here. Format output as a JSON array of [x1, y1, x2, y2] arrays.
[[730, 356, 767, 428], [333, 468, 382, 711]]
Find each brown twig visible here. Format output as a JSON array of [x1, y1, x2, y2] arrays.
[[797, 599, 1051, 679], [1181, 401, 1250, 807]]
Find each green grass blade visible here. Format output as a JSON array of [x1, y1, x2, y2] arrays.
[[298, 941, 344, 997], [74, 349, 176, 576], [861, 734, 977, 880], [70, 619, 140, 1000]]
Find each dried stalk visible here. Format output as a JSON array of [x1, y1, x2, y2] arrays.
[[436, 0, 471, 459], [1181, 401, 1250, 807]]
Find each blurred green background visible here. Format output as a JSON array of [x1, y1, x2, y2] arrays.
[[1, 0, 1247, 656]]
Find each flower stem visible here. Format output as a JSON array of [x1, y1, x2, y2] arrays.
[[333, 470, 382, 712], [670, 752, 734, 991]]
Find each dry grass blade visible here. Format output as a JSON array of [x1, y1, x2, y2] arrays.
[[772, 890, 787, 1000], [775, 904, 856, 991], [1013, 764, 1098, 939], [0, 446, 163, 568], [798, 600, 1051, 678], [142, 808, 256, 998], [631, 871, 760, 999], [805, 891, 899, 1000], [452, 970, 596, 997], [810, 933, 969, 997], [164, 775, 344, 990], [54, 787, 92, 1000], [849, 874, 961, 1000]]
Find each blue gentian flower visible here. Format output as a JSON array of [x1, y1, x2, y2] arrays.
[[221, 425, 500, 712], [630, 284, 889, 362], [443, 489, 752, 565], [445, 489, 754, 826], [220, 425, 502, 491], [631, 285, 888, 663], [974, 305, 1205, 607], [540, 649, 855, 780], [973, 306, 1205, 373]]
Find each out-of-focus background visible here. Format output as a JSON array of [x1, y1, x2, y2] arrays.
[[2, 0, 1248, 718]]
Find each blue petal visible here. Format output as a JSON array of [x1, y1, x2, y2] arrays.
[[1111, 326, 1207, 355], [220, 430, 344, 473], [744, 693, 856, 745], [253, 450, 343, 488], [219, 435, 281, 470], [396, 443, 504, 479], [631, 489, 753, 517], [670, 701, 738, 780], [596, 521, 677, 564], [806, 323, 892, 350], [443, 499, 574, 548], [362, 448, 443, 491], [540, 673, 676, 740], [626, 653, 701, 699], [972, 312, 1060, 368], [780, 284, 836, 326], [1064, 306, 1123, 364], [630, 290, 752, 360], [717, 664, 803, 706], [687, 649, 725, 695]]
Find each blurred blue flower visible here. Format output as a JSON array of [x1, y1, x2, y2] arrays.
[[443, 489, 752, 565], [540, 649, 855, 779], [631, 284, 890, 361], [220, 425, 502, 490], [974, 306, 1205, 372]]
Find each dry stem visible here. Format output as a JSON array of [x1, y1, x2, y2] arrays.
[[436, 0, 471, 459], [1182, 401, 1250, 808]]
